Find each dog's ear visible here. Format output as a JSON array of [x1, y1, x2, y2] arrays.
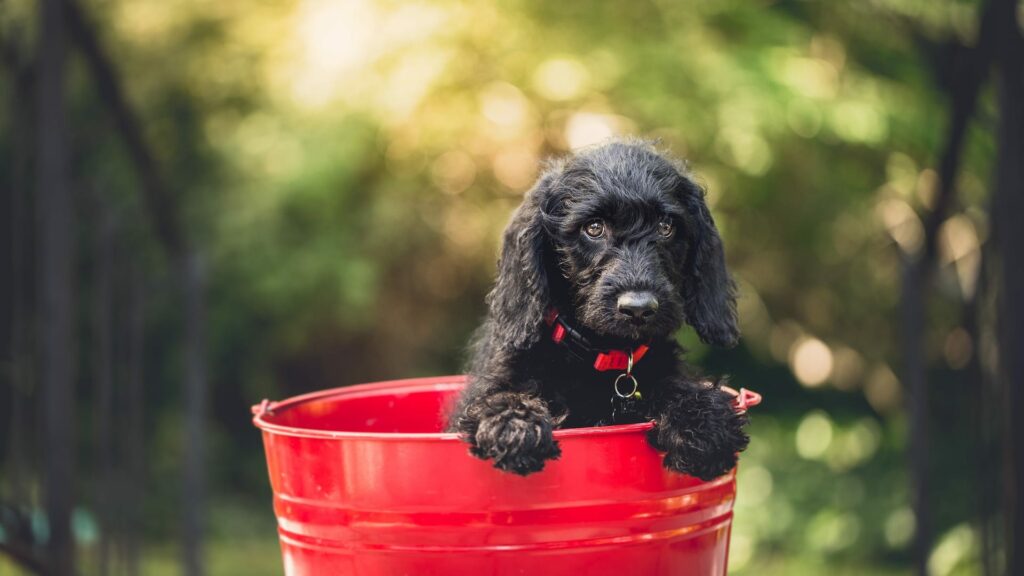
[[486, 172, 556, 351], [680, 181, 739, 348]]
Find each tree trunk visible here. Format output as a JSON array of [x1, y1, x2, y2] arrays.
[[992, 1, 1024, 569], [36, 0, 76, 572], [901, 2, 1001, 571], [125, 264, 146, 576], [2, 22, 35, 517], [902, 261, 930, 576], [0, 84, 12, 503], [182, 251, 207, 576], [92, 194, 115, 576], [959, 241, 1006, 576]]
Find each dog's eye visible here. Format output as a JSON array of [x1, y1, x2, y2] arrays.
[[658, 219, 675, 238], [583, 220, 606, 239]]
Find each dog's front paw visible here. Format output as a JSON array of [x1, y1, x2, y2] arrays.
[[469, 394, 561, 475], [648, 385, 749, 481]]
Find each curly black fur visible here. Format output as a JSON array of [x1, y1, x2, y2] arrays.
[[449, 139, 749, 479], [455, 392, 563, 475], [648, 381, 750, 480]]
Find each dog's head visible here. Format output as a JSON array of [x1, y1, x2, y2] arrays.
[[488, 140, 738, 351]]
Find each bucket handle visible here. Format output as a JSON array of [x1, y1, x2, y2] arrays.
[[720, 386, 761, 414], [252, 398, 278, 417]]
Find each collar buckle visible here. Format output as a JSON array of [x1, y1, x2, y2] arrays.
[[593, 345, 649, 371], [546, 307, 650, 372]]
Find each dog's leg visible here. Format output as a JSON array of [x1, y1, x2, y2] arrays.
[[454, 390, 561, 476], [647, 380, 749, 480]]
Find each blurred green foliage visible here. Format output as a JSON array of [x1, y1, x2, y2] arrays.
[[0, 0, 998, 574]]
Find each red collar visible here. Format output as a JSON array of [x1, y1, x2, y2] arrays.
[[543, 308, 650, 372]]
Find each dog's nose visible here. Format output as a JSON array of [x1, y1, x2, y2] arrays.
[[617, 291, 659, 321]]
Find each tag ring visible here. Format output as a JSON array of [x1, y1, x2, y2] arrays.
[[614, 373, 639, 398]]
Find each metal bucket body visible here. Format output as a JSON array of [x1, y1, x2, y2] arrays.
[[254, 376, 737, 576]]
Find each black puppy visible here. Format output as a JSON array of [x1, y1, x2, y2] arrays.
[[450, 140, 748, 480]]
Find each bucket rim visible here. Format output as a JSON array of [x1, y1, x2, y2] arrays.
[[251, 375, 657, 441]]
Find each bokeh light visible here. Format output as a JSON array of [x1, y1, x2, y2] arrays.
[[789, 337, 834, 388], [796, 410, 834, 460]]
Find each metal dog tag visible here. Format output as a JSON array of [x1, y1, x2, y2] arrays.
[[611, 371, 644, 423], [610, 352, 645, 423], [611, 392, 644, 424]]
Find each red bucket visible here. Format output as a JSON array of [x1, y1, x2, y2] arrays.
[[253, 376, 759, 576]]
